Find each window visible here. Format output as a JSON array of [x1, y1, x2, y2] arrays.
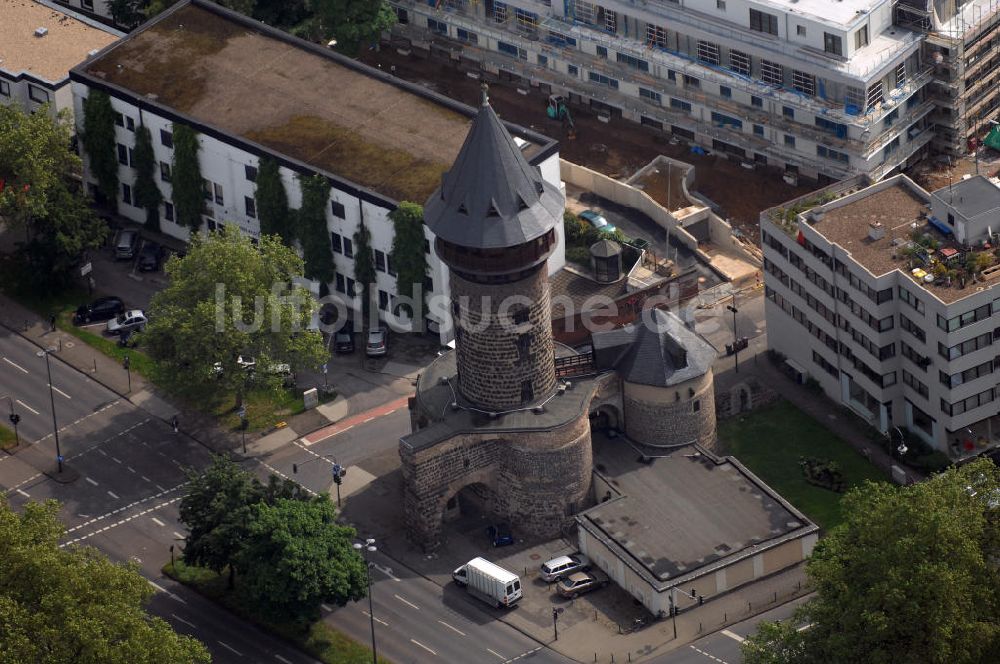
[[588, 72, 619, 89], [331, 232, 343, 254], [796, 25, 806, 37], [424, 239, 430, 254], [720, 85, 732, 98], [617, 53, 649, 71], [387, 256, 396, 277], [903, 370, 929, 399], [947, 213, 955, 226], [117, 143, 129, 166], [667, 69, 677, 82], [0, 80, 10, 97], [567, 64, 578, 77], [497, 41, 526, 60], [866, 81, 884, 111], [670, 98, 691, 113], [343, 237, 354, 258], [331, 201, 345, 219], [855, 26, 869, 49], [427, 17, 447, 34], [895, 62, 906, 88], [729, 50, 751, 76], [245, 165, 257, 182], [824, 33, 843, 56], [164, 201, 174, 222], [792, 70, 816, 96], [716, 0, 726, 8], [375, 250, 386, 272], [683, 74, 700, 88], [213, 183, 224, 206], [749, 9, 778, 35], [160, 129, 173, 148], [751, 95, 762, 108], [537, 54, 547, 67], [346, 277, 356, 296], [938, 332, 992, 360], [900, 315, 926, 342], [816, 117, 848, 136], [82, 0, 93, 7], [817, 146, 850, 163], [126, 116, 135, 131], [28, 85, 49, 103], [761, 60, 783, 86], [335, 273, 345, 293], [711, 112, 742, 129], [812, 350, 839, 378], [115, 113, 124, 127], [378, 290, 389, 311], [753, 124, 764, 136], [245, 196, 256, 218], [128, 148, 135, 166], [784, 134, 796, 147], [783, 106, 794, 119], [898, 287, 924, 313], [596, 45, 608, 58], [697, 41, 720, 65], [942, 388, 995, 416], [646, 24, 668, 48], [639, 87, 662, 104], [424, 276, 433, 292], [122, 183, 132, 206], [456, 28, 478, 44], [938, 303, 992, 331], [940, 360, 994, 388]]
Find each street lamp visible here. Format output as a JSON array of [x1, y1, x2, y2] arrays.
[[353, 538, 378, 664], [727, 293, 740, 373], [36, 348, 63, 473], [6, 396, 20, 445], [123, 354, 131, 393]]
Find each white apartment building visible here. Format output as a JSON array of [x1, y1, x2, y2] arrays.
[[68, 0, 566, 341], [761, 172, 1000, 456], [390, 0, 939, 182], [1, 0, 120, 122]]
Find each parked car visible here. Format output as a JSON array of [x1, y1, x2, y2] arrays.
[[557, 571, 608, 599], [106, 310, 147, 335], [579, 209, 617, 234], [115, 229, 140, 260], [486, 522, 514, 547], [212, 355, 257, 376], [334, 331, 355, 354], [540, 553, 590, 583], [366, 327, 388, 357], [137, 241, 164, 271], [73, 296, 125, 324]]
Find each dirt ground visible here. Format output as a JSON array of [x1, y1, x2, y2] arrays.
[[907, 151, 1000, 192], [359, 47, 813, 237]]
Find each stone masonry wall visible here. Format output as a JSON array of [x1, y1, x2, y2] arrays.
[[623, 371, 717, 450], [451, 266, 557, 411]]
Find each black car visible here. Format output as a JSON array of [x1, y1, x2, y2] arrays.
[[487, 522, 515, 547], [73, 296, 125, 325], [334, 331, 355, 354], [137, 242, 164, 272]]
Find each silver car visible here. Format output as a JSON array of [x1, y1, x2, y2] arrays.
[[366, 327, 388, 357], [106, 309, 147, 336], [540, 553, 590, 583]]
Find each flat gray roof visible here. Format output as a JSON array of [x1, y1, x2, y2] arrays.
[[580, 438, 816, 588], [932, 176, 1000, 220]]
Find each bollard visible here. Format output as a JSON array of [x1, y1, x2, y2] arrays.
[[595, 610, 598, 621], [594, 655, 597, 662], [611, 655, 614, 663], [699, 621, 702, 633], [774, 591, 777, 603], [93, 358, 97, 373], [798, 581, 801, 591], [724, 612, 727, 623], [748, 601, 752, 613], [628, 654, 632, 662], [58, 338, 62, 352]]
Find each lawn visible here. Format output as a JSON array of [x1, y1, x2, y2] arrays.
[[718, 400, 886, 531], [0, 424, 17, 450], [164, 560, 387, 664]]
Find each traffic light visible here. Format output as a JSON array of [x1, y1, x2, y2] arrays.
[[9, 413, 19, 426]]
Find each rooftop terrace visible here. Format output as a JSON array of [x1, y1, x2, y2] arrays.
[[2, 0, 119, 83], [77, 1, 548, 203]]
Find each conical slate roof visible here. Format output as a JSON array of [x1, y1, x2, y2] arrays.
[[424, 86, 564, 250]]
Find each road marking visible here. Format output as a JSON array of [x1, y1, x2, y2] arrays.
[[487, 648, 505, 660], [301, 395, 410, 445], [111, 456, 122, 464], [688, 645, 729, 664], [721, 629, 745, 643], [35, 402, 127, 447], [61, 495, 184, 546], [410, 639, 436, 655], [50, 385, 71, 400], [141, 475, 151, 482], [16, 399, 38, 415], [156, 484, 167, 492], [363, 417, 375, 423], [171, 613, 197, 629], [217, 641, 243, 656], [438, 620, 465, 636], [149, 580, 167, 593], [503, 646, 542, 662], [394, 593, 419, 610], [97, 449, 108, 457], [256, 459, 317, 496], [151, 517, 166, 527], [85, 477, 98, 486], [16, 489, 29, 498], [275, 656, 293, 664], [127, 466, 137, 473], [107, 490, 120, 500], [797, 623, 814, 632], [3, 357, 29, 373], [65, 482, 187, 533], [373, 563, 400, 581], [321, 603, 333, 612], [173, 531, 185, 539], [362, 610, 388, 626]]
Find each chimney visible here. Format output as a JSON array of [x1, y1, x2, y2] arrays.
[[869, 221, 886, 241]]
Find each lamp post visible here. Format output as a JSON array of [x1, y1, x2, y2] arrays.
[[727, 293, 740, 373], [353, 538, 378, 664], [7, 396, 20, 445], [238, 405, 248, 454], [123, 354, 131, 393], [37, 348, 63, 473]]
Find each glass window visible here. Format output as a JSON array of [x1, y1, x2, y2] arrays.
[[245, 165, 258, 182], [749, 9, 778, 35], [823, 33, 843, 56], [160, 129, 173, 148], [245, 196, 256, 218], [343, 237, 354, 258], [331, 201, 346, 219]]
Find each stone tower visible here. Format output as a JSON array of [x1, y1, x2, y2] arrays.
[[424, 85, 564, 411]]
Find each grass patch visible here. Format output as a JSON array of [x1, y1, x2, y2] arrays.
[[0, 424, 17, 450], [57, 310, 159, 380], [164, 560, 386, 664], [719, 400, 886, 531]]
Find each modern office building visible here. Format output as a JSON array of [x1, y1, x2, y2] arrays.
[[389, 0, 998, 181], [68, 0, 565, 339], [1, 0, 120, 122], [761, 172, 1000, 455]]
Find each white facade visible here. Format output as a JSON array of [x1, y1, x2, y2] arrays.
[[762, 174, 1000, 454], [390, 0, 937, 181], [70, 83, 565, 342]]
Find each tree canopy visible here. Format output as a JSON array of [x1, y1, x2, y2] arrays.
[[0, 497, 210, 664], [80, 90, 118, 212], [0, 103, 106, 291], [255, 156, 292, 245], [311, 0, 396, 56], [133, 125, 163, 232], [142, 225, 326, 406], [171, 123, 204, 232], [297, 173, 335, 284], [389, 202, 427, 327], [742, 459, 1000, 664]]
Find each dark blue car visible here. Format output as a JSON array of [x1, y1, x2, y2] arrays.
[[487, 522, 514, 547]]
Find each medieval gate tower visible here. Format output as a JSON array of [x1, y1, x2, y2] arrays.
[[400, 87, 594, 550]]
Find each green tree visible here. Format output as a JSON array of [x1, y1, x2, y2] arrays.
[[179, 456, 263, 588], [143, 225, 326, 408], [255, 156, 292, 244], [108, 0, 148, 27], [389, 202, 427, 326], [743, 459, 1000, 664], [132, 125, 163, 232], [296, 173, 335, 285], [80, 90, 119, 211], [353, 220, 377, 324], [235, 496, 367, 625], [311, 0, 396, 56], [0, 104, 106, 291], [171, 123, 204, 231], [0, 497, 210, 663]]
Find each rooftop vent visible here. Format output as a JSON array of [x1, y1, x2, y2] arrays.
[[34, 27, 48, 38], [869, 221, 886, 241]]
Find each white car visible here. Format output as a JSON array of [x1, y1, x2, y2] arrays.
[[106, 310, 147, 336]]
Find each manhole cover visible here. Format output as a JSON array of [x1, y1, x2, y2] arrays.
[[64, 341, 75, 349], [529, 553, 541, 560]]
